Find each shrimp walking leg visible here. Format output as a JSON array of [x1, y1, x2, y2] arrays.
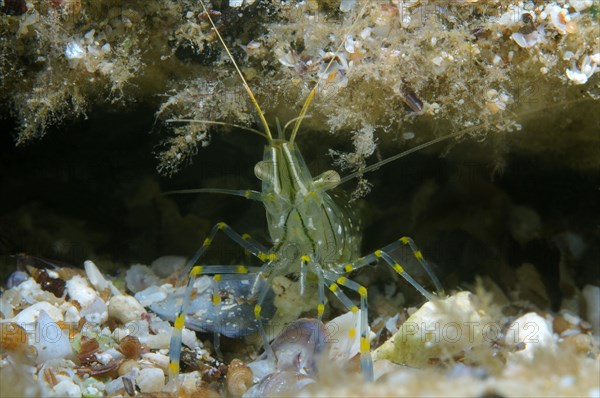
[[168, 222, 274, 383]]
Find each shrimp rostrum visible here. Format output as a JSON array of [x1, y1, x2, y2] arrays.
[[167, 0, 445, 385]]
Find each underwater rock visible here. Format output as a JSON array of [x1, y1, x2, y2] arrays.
[[134, 285, 167, 307], [583, 285, 600, 334], [135, 367, 165, 393], [150, 255, 187, 278], [33, 310, 74, 365], [65, 275, 97, 309], [83, 260, 111, 293], [5, 271, 29, 289], [51, 380, 81, 398], [125, 264, 161, 294], [13, 301, 63, 325], [15, 277, 63, 306], [107, 295, 145, 324], [80, 296, 108, 325], [373, 292, 490, 367], [504, 312, 554, 362]]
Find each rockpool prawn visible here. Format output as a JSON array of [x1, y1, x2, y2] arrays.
[[164, 0, 460, 387]]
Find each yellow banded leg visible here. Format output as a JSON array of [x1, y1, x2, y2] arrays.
[[168, 265, 204, 383], [185, 222, 271, 268], [339, 238, 442, 300], [168, 265, 262, 385], [314, 261, 326, 322], [254, 299, 276, 363], [249, 263, 281, 364], [300, 255, 326, 321], [211, 274, 223, 357], [300, 255, 309, 295], [398, 236, 443, 295], [168, 222, 272, 386], [373, 249, 434, 301], [242, 232, 268, 265], [246, 258, 282, 365], [325, 273, 374, 382]]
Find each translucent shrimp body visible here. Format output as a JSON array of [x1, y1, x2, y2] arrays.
[[258, 140, 360, 270], [166, 0, 443, 388]]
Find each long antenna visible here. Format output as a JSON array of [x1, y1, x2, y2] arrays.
[[199, 0, 273, 142], [289, 1, 370, 144], [338, 130, 465, 185], [166, 119, 268, 139], [338, 97, 595, 185]]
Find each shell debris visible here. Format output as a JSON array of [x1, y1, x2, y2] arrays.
[[0, 260, 218, 396], [1, 261, 599, 396]]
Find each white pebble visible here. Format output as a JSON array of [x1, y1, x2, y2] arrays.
[[560, 375, 576, 387], [0, 296, 14, 318], [360, 27, 371, 40], [13, 301, 63, 325], [150, 256, 187, 278], [136, 367, 165, 393], [52, 380, 81, 397], [511, 32, 538, 48], [104, 378, 124, 396], [504, 312, 554, 362], [33, 310, 74, 365], [549, 4, 568, 34], [84, 29, 95, 40], [66, 275, 97, 309], [431, 56, 443, 66], [373, 292, 489, 368], [65, 41, 85, 59], [108, 295, 145, 324], [80, 295, 108, 325], [570, 0, 593, 12], [125, 264, 160, 293], [182, 328, 200, 349], [339, 0, 355, 12], [16, 279, 47, 304], [63, 303, 81, 324], [582, 285, 600, 334], [566, 67, 590, 84], [134, 285, 167, 307], [144, 332, 171, 350], [142, 352, 170, 371], [84, 260, 108, 291]]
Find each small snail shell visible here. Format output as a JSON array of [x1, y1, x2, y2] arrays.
[[118, 335, 142, 359], [227, 358, 253, 396]]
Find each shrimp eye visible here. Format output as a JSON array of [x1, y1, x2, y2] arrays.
[[313, 170, 340, 190], [254, 161, 272, 181]]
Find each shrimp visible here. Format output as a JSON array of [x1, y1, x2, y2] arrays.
[[165, 0, 450, 387]]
